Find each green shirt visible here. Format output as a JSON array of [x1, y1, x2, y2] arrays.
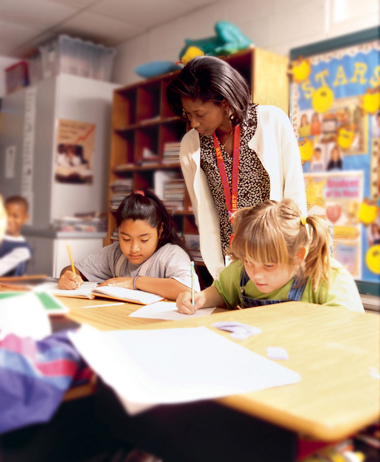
[[212, 259, 364, 313]]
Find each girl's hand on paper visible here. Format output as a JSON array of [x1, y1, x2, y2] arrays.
[[99, 277, 134, 289], [176, 291, 206, 315], [58, 271, 83, 290]]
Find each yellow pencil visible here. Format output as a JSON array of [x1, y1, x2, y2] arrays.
[[66, 244, 76, 275]]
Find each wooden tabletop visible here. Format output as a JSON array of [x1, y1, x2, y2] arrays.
[[60, 297, 380, 441]]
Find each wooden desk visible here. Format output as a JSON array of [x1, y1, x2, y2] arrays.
[[60, 298, 380, 442], [55, 298, 380, 462]]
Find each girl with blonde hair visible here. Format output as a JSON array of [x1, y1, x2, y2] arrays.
[[176, 199, 363, 313]]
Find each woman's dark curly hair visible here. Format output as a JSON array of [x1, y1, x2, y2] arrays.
[[166, 56, 252, 126]]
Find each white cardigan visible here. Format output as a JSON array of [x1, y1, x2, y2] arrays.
[[180, 105, 307, 280]]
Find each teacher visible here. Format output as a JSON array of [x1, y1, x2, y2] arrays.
[[166, 56, 307, 280]]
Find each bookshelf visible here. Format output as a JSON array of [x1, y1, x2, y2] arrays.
[[106, 47, 289, 282]]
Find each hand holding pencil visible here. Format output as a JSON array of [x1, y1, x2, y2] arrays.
[[58, 245, 84, 290]]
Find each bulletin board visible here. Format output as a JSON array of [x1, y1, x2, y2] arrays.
[[290, 27, 380, 293]]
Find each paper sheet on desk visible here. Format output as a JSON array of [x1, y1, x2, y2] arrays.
[[0, 292, 51, 340], [129, 301, 216, 321], [69, 324, 301, 415]]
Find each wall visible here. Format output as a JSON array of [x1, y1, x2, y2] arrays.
[[112, 0, 380, 86]]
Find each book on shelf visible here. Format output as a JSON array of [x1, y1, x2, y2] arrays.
[[38, 281, 164, 305], [162, 200, 184, 214], [154, 170, 181, 200], [110, 178, 133, 195], [111, 227, 119, 241], [114, 163, 135, 171], [138, 148, 159, 166]]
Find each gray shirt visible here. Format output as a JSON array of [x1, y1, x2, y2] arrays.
[[75, 242, 200, 291]]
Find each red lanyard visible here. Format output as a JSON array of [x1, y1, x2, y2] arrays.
[[213, 124, 241, 244]]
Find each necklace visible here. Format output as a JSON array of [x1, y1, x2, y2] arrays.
[[220, 130, 232, 148]]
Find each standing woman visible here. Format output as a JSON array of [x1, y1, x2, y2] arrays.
[[166, 56, 307, 280]]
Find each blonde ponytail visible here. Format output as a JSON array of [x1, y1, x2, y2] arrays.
[[302, 215, 332, 291]]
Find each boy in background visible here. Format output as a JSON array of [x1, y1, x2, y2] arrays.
[[0, 195, 32, 276]]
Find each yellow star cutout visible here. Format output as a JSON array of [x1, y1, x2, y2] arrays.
[[305, 175, 327, 210]]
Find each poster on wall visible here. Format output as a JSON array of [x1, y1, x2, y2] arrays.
[[55, 119, 95, 184], [304, 171, 363, 278], [290, 32, 380, 284]]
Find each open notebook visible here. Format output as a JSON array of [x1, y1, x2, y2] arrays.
[[39, 281, 164, 305]]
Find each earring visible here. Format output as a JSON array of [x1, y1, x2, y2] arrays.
[[225, 108, 229, 118]]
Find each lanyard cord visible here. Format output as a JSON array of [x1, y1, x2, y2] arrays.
[[212, 124, 241, 215]]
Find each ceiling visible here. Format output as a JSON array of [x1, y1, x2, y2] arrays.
[[0, 0, 218, 58]]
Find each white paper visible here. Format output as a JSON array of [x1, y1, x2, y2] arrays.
[[0, 292, 51, 340], [129, 301, 216, 321], [69, 325, 301, 415]]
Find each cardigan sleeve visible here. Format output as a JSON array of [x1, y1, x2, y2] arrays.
[[278, 109, 308, 216]]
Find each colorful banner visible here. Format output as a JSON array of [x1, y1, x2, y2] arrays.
[[291, 39, 380, 282]]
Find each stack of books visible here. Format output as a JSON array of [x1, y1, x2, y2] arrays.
[[183, 234, 203, 262], [110, 178, 133, 195], [110, 194, 129, 211], [162, 142, 181, 165], [111, 227, 119, 241], [163, 178, 185, 213], [138, 148, 159, 167]]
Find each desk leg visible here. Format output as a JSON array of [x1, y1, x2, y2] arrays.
[[95, 382, 298, 462]]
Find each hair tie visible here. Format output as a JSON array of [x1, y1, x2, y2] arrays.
[[134, 190, 145, 196], [300, 217, 307, 226]]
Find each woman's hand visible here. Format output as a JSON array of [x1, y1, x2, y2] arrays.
[[58, 271, 83, 290], [176, 291, 207, 315], [99, 277, 134, 289]]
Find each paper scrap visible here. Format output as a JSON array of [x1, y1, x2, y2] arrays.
[[212, 321, 261, 340], [369, 367, 380, 380], [267, 347, 289, 360]]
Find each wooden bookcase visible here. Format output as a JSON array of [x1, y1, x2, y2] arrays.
[[106, 48, 289, 282]]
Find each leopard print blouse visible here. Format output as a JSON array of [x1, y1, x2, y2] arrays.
[[200, 104, 270, 256]]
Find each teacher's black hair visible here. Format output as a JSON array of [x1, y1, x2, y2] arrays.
[[166, 56, 252, 126]]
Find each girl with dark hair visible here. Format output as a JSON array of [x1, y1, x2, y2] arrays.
[[176, 199, 363, 314], [58, 190, 200, 300], [166, 56, 306, 280]]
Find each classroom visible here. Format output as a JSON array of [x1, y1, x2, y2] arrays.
[[0, 1, 379, 461]]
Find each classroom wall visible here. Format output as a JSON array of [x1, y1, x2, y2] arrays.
[[111, 0, 380, 86]]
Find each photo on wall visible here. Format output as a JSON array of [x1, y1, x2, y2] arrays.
[[55, 119, 95, 184]]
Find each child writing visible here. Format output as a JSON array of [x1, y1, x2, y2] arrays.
[[176, 199, 364, 314], [59, 190, 200, 300], [0, 195, 32, 277]]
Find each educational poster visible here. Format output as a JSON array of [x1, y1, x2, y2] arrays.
[[55, 119, 95, 184], [304, 171, 363, 278], [291, 38, 380, 283]]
